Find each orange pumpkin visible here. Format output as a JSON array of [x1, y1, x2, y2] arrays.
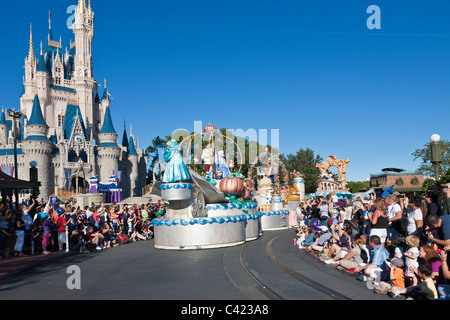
[[219, 176, 244, 196]]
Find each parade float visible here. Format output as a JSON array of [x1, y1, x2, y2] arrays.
[[150, 124, 263, 250], [306, 155, 354, 200], [249, 149, 304, 230]]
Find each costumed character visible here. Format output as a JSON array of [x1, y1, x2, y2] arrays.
[[213, 147, 230, 179], [201, 143, 213, 176], [162, 140, 191, 183]]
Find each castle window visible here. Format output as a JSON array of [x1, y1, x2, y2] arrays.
[[58, 115, 64, 127]]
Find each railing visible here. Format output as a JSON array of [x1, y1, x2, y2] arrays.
[[316, 179, 340, 191]]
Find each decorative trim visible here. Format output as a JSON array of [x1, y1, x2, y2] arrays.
[[269, 200, 284, 203], [260, 210, 289, 217], [159, 183, 193, 190], [206, 202, 258, 211], [152, 212, 263, 227]]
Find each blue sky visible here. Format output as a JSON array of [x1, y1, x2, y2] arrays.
[[1, 0, 450, 182]]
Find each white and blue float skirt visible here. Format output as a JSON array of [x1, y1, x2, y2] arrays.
[[152, 183, 262, 249], [260, 210, 290, 231]]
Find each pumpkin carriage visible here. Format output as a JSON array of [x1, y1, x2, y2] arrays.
[[149, 124, 304, 250]]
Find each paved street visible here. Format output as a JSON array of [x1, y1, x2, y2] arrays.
[[0, 229, 389, 301]]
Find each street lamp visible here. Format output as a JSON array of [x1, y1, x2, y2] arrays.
[[430, 134, 442, 181], [7, 109, 23, 207]]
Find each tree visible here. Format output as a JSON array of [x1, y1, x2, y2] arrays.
[[280, 148, 323, 194], [412, 139, 450, 179], [346, 181, 367, 193]]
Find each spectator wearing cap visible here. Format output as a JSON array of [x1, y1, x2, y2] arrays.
[[374, 257, 405, 296]]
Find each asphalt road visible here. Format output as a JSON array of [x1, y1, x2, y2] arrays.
[[0, 229, 390, 301]]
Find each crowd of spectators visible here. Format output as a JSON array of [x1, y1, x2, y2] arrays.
[[0, 196, 166, 258], [295, 186, 450, 300]]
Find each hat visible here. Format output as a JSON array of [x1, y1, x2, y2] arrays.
[[390, 258, 404, 268], [320, 226, 328, 232]]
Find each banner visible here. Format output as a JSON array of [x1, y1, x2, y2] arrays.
[[113, 170, 122, 183], [64, 168, 72, 189], [0, 166, 14, 177]]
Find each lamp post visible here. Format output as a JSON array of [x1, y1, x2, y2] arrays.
[[430, 134, 442, 181], [7, 109, 23, 207]]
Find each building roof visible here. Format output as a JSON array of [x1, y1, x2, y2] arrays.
[[121, 123, 128, 148], [27, 95, 48, 127], [0, 170, 37, 190], [128, 135, 138, 156], [99, 106, 116, 134], [0, 110, 7, 126], [62, 104, 88, 140], [37, 52, 48, 73]]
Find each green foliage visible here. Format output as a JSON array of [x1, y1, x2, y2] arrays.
[[412, 139, 450, 178], [346, 181, 367, 193], [279, 148, 322, 194]]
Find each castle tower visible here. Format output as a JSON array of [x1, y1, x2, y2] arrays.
[[72, 0, 97, 136], [21, 26, 39, 118], [24, 25, 36, 90], [35, 42, 50, 113], [128, 134, 139, 196], [0, 110, 9, 146], [97, 106, 120, 182], [21, 95, 53, 200]]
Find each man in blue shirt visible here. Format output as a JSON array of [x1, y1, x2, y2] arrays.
[[358, 235, 390, 284]]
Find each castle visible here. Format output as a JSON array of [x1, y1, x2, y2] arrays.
[[0, 0, 147, 201]]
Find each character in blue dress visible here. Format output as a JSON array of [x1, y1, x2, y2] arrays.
[[213, 148, 230, 179], [162, 140, 191, 183]]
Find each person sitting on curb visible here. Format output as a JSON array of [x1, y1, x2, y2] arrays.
[[355, 235, 390, 288]]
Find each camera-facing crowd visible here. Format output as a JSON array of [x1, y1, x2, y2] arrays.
[[0, 196, 167, 258], [295, 186, 450, 300]]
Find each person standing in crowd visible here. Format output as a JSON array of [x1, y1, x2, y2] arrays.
[[384, 194, 403, 241], [56, 211, 70, 252], [441, 183, 450, 216], [407, 196, 424, 238], [13, 210, 27, 256], [0, 205, 11, 258], [368, 197, 389, 246], [425, 192, 441, 216]]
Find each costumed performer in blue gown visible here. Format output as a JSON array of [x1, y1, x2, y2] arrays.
[[162, 140, 191, 183], [213, 147, 230, 179]]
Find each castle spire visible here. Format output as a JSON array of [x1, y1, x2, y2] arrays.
[[48, 11, 53, 41], [28, 24, 35, 62], [78, 0, 87, 14], [27, 95, 48, 127]]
